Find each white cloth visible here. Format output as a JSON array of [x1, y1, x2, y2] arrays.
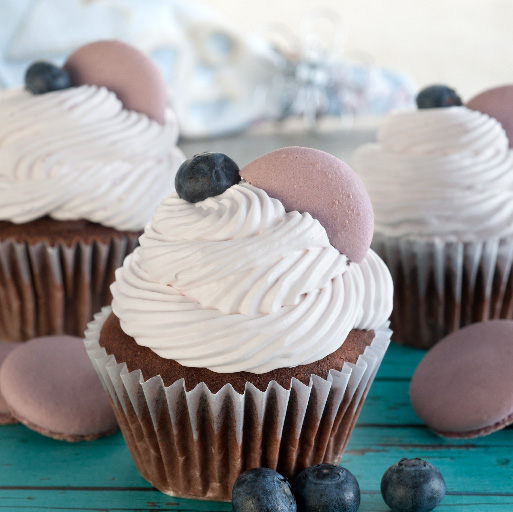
[[1, 0, 417, 138]]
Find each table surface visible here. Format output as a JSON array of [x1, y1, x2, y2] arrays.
[[2, 341, 513, 512]]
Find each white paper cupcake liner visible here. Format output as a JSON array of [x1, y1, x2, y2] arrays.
[[0, 236, 139, 341], [372, 233, 513, 348], [84, 306, 391, 502]]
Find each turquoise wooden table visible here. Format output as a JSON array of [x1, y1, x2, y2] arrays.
[[2, 342, 513, 511]]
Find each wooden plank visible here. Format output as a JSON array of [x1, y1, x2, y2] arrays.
[[375, 341, 426, 380], [349, 424, 513, 448], [344, 428, 513, 495], [1, 489, 513, 511], [361, 493, 513, 512], [358, 380, 421, 425], [0, 489, 231, 511], [1, 426, 147, 488], [3, 422, 513, 500]]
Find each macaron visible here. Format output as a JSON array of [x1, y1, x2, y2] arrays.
[[0, 343, 19, 425], [240, 147, 374, 263], [409, 320, 513, 438], [0, 336, 118, 441], [467, 85, 513, 147], [64, 40, 168, 125]]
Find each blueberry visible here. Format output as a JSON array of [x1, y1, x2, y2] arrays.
[[293, 464, 360, 512], [416, 85, 462, 109], [381, 458, 445, 512], [175, 152, 241, 203], [232, 467, 297, 512], [25, 61, 71, 95]]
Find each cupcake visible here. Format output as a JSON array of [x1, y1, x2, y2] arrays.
[[353, 84, 513, 348], [84, 147, 393, 501], [0, 40, 185, 341]]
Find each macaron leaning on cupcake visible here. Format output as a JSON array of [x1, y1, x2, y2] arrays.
[[353, 84, 513, 348], [0, 336, 117, 441], [410, 319, 513, 439], [0, 40, 185, 341], [0, 343, 18, 424], [84, 146, 394, 501]]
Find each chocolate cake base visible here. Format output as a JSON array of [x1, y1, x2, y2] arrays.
[[0, 217, 140, 341], [0, 217, 138, 246], [99, 311, 375, 393]]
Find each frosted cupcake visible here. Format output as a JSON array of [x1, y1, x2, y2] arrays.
[[0, 41, 185, 341], [84, 147, 393, 501], [353, 85, 513, 348]]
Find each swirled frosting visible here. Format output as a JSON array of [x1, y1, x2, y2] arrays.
[[0, 85, 185, 230], [111, 183, 393, 373], [353, 107, 513, 240]]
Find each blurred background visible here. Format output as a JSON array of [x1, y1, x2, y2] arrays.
[[1, 0, 511, 147], [202, 0, 513, 99]]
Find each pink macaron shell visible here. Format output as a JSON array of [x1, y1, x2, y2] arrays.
[[63, 40, 167, 125], [409, 320, 513, 438], [0, 336, 117, 441], [0, 343, 19, 424], [240, 147, 374, 263], [467, 85, 513, 148]]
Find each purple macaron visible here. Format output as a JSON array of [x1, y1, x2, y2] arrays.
[[0, 336, 117, 441], [410, 320, 513, 438], [467, 85, 513, 148], [64, 40, 168, 125], [0, 343, 19, 425], [240, 147, 374, 263]]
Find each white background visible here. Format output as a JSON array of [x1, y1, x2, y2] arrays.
[[201, 0, 513, 100]]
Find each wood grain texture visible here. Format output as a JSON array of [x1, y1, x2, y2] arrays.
[[1, 342, 512, 511]]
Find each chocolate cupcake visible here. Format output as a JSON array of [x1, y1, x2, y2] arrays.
[[353, 85, 513, 348], [84, 147, 393, 501], [0, 40, 185, 341]]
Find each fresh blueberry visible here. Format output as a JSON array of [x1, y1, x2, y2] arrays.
[[25, 61, 71, 95], [416, 85, 462, 109], [175, 152, 241, 203], [381, 458, 445, 512], [232, 467, 297, 512], [293, 463, 360, 512]]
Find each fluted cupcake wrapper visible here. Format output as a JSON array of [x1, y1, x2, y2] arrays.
[[84, 306, 391, 502], [373, 234, 513, 348], [0, 236, 139, 341]]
